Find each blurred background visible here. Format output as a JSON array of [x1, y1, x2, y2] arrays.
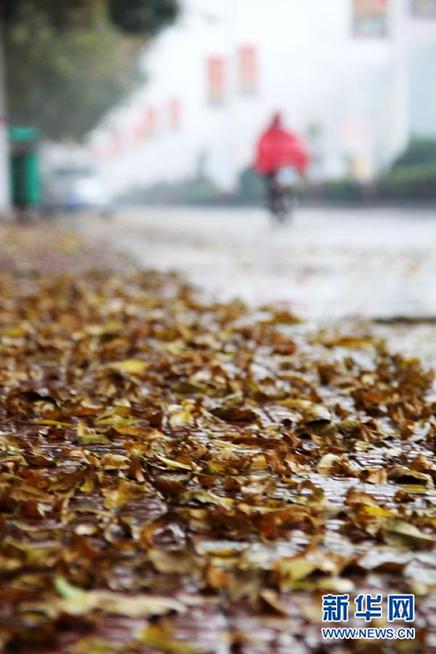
[[1, 0, 436, 211], [1, 0, 436, 339], [88, 0, 436, 207]]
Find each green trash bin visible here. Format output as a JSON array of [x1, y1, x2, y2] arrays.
[[9, 126, 41, 210]]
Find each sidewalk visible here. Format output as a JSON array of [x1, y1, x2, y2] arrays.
[[78, 206, 436, 366], [0, 223, 434, 654]]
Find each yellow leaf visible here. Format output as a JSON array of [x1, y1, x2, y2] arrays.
[[315, 577, 355, 592], [138, 626, 201, 654], [383, 521, 434, 548], [317, 453, 340, 475], [100, 454, 130, 469], [154, 453, 192, 471], [275, 558, 318, 583], [181, 490, 234, 510], [109, 359, 146, 375], [77, 422, 109, 445], [169, 408, 194, 428], [55, 578, 185, 617], [102, 480, 145, 509]]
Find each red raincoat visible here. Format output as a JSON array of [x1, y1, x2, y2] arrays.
[[255, 114, 309, 175]]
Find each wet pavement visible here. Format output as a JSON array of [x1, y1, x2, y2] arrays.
[[77, 206, 436, 365]]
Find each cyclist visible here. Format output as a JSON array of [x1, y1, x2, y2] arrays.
[[255, 111, 309, 223]]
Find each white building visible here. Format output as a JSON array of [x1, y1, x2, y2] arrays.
[[89, 0, 436, 196]]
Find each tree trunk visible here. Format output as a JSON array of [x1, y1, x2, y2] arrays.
[[0, 18, 11, 218]]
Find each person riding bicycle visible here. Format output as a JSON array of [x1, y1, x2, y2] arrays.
[[255, 112, 309, 222]]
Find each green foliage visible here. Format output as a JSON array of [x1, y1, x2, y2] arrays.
[[392, 138, 436, 169], [303, 166, 436, 205], [3, 0, 179, 140], [1, 0, 178, 34], [119, 176, 220, 206], [310, 142, 436, 204], [238, 166, 264, 203], [376, 163, 436, 201], [5, 15, 139, 139], [108, 0, 178, 35], [1, 1, 91, 29], [316, 178, 366, 203]]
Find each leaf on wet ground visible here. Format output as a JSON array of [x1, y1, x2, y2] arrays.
[[0, 229, 435, 653]]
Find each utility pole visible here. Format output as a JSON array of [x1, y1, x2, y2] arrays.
[[0, 18, 11, 218]]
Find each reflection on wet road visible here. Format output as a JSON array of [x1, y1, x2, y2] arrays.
[[78, 206, 436, 365]]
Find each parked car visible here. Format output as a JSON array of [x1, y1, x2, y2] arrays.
[[43, 165, 111, 215]]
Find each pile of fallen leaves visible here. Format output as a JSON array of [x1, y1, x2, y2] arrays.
[[0, 234, 435, 653], [0, 224, 123, 276]]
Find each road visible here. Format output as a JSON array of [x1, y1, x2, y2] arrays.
[[78, 206, 436, 363]]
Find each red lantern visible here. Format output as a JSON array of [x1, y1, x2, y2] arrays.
[[207, 56, 226, 105], [169, 98, 181, 130], [239, 46, 258, 95]]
